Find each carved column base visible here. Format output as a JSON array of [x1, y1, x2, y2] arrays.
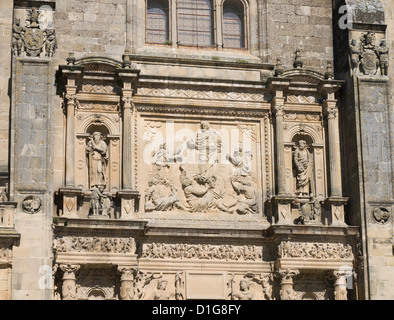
[[58, 188, 82, 219], [272, 196, 296, 225], [325, 197, 348, 226], [116, 190, 140, 220]]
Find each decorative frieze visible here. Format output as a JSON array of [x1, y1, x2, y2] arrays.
[[137, 87, 266, 102], [142, 243, 263, 261], [279, 241, 353, 260], [54, 236, 136, 254]]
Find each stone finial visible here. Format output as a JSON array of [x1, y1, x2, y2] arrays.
[[66, 52, 76, 65], [274, 58, 284, 76], [293, 49, 303, 69], [325, 61, 334, 80]]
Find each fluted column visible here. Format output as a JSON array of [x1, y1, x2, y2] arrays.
[[325, 100, 342, 197], [59, 264, 80, 300], [274, 103, 286, 195], [64, 89, 77, 188], [121, 96, 134, 190]]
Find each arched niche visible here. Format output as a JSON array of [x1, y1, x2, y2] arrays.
[[75, 116, 121, 193], [283, 124, 326, 200]]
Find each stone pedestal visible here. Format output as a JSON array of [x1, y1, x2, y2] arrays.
[[58, 187, 82, 219], [272, 196, 295, 225], [116, 190, 140, 220]]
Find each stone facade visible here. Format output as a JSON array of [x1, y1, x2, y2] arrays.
[[0, 0, 392, 300]]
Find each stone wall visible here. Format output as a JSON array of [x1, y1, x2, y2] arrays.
[[0, 0, 13, 180], [266, 0, 334, 71]]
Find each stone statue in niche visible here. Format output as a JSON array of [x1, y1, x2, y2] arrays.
[[377, 40, 389, 76], [12, 19, 25, 56], [293, 140, 313, 197], [89, 185, 111, 217], [86, 132, 108, 188], [144, 175, 186, 212]]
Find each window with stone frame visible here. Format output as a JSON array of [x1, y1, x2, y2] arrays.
[[146, 0, 170, 44], [176, 0, 215, 47], [222, 0, 246, 49]]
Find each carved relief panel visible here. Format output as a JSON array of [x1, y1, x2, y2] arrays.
[[137, 117, 266, 220]]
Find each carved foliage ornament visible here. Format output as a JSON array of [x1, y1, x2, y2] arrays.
[[54, 236, 136, 254], [280, 241, 353, 260], [142, 243, 262, 261]]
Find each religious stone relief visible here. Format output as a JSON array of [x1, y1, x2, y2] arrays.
[[141, 119, 262, 218], [12, 8, 57, 58], [279, 241, 353, 260], [141, 243, 263, 261], [131, 272, 180, 300], [54, 236, 136, 254], [295, 195, 322, 225], [89, 185, 112, 218], [228, 273, 274, 300], [350, 31, 389, 76], [0, 183, 9, 202]]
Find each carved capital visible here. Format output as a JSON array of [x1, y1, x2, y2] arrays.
[[122, 96, 135, 112], [278, 268, 300, 283], [325, 103, 338, 119], [59, 264, 80, 280], [118, 266, 136, 282], [274, 104, 286, 116]]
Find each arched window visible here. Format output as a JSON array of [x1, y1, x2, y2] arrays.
[[177, 0, 214, 47], [222, 0, 245, 49], [146, 0, 169, 44]]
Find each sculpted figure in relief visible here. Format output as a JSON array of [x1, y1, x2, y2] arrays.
[[86, 132, 108, 188], [90, 185, 111, 217], [293, 140, 313, 197], [145, 176, 186, 212], [377, 40, 389, 76], [152, 279, 171, 300], [12, 19, 25, 56], [232, 279, 254, 300], [195, 121, 221, 175], [180, 166, 232, 213]]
